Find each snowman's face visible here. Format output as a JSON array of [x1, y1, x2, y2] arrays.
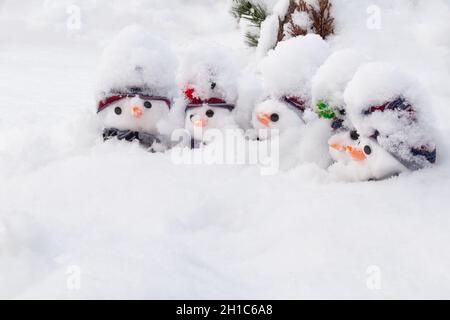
[[328, 130, 407, 181], [98, 96, 169, 133], [252, 99, 305, 137], [185, 104, 236, 140]]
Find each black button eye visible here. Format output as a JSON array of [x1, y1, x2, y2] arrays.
[[114, 107, 122, 115], [144, 101, 152, 109], [205, 109, 214, 118], [270, 113, 279, 122], [350, 130, 359, 140], [190, 114, 194, 120], [364, 145, 372, 155]]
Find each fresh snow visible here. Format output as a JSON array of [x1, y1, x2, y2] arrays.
[[0, 0, 450, 299]]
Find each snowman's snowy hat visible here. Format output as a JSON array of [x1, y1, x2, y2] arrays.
[[345, 62, 436, 169], [259, 34, 330, 107], [95, 25, 177, 112], [178, 42, 240, 113]]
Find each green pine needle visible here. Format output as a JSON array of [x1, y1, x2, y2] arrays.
[[231, 0, 268, 47], [245, 32, 259, 47]]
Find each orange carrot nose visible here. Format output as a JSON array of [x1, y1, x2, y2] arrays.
[[346, 146, 367, 161], [193, 118, 208, 128], [329, 143, 346, 152], [256, 112, 270, 127], [132, 106, 142, 118]]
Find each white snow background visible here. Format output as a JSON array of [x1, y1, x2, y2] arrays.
[[0, 0, 450, 299]]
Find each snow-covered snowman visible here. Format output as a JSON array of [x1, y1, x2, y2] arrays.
[[95, 25, 178, 151], [251, 34, 331, 168], [328, 62, 437, 181], [178, 42, 239, 147], [177, 43, 240, 148], [252, 34, 330, 138]]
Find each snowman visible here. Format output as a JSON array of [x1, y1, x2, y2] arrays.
[[251, 34, 330, 140], [95, 25, 177, 151], [251, 97, 307, 140], [250, 35, 331, 169], [178, 43, 240, 148], [328, 62, 437, 181]]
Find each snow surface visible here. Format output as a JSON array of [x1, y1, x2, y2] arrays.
[[1, 0, 450, 299]]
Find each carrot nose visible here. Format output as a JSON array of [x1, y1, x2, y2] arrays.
[[329, 143, 367, 161], [256, 112, 270, 127], [132, 106, 142, 118], [193, 118, 208, 128], [329, 143, 346, 152], [346, 146, 367, 161]]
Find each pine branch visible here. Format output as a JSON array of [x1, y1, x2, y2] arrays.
[[309, 0, 335, 39], [245, 32, 260, 47], [231, 0, 267, 28], [231, 0, 268, 47]]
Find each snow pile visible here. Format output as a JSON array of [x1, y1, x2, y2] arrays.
[[95, 25, 178, 101], [256, 0, 291, 54], [235, 70, 264, 128], [345, 62, 436, 169], [312, 49, 366, 115], [259, 34, 330, 103]]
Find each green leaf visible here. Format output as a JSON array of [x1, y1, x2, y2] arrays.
[[316, 100, 336, 119]]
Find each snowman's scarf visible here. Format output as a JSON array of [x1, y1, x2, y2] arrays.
[[103, 128, 161, 149]]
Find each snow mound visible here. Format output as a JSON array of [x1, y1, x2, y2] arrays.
[[95, 25, 178, 102], [312, 49, 366, 112], [259, 34, 330, 103]]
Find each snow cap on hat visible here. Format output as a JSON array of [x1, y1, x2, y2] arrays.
[[259, 34, 330, 103], [312, 49, 366, 112], [95, 25, 178, 106], [178, 42, 240, 109]]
